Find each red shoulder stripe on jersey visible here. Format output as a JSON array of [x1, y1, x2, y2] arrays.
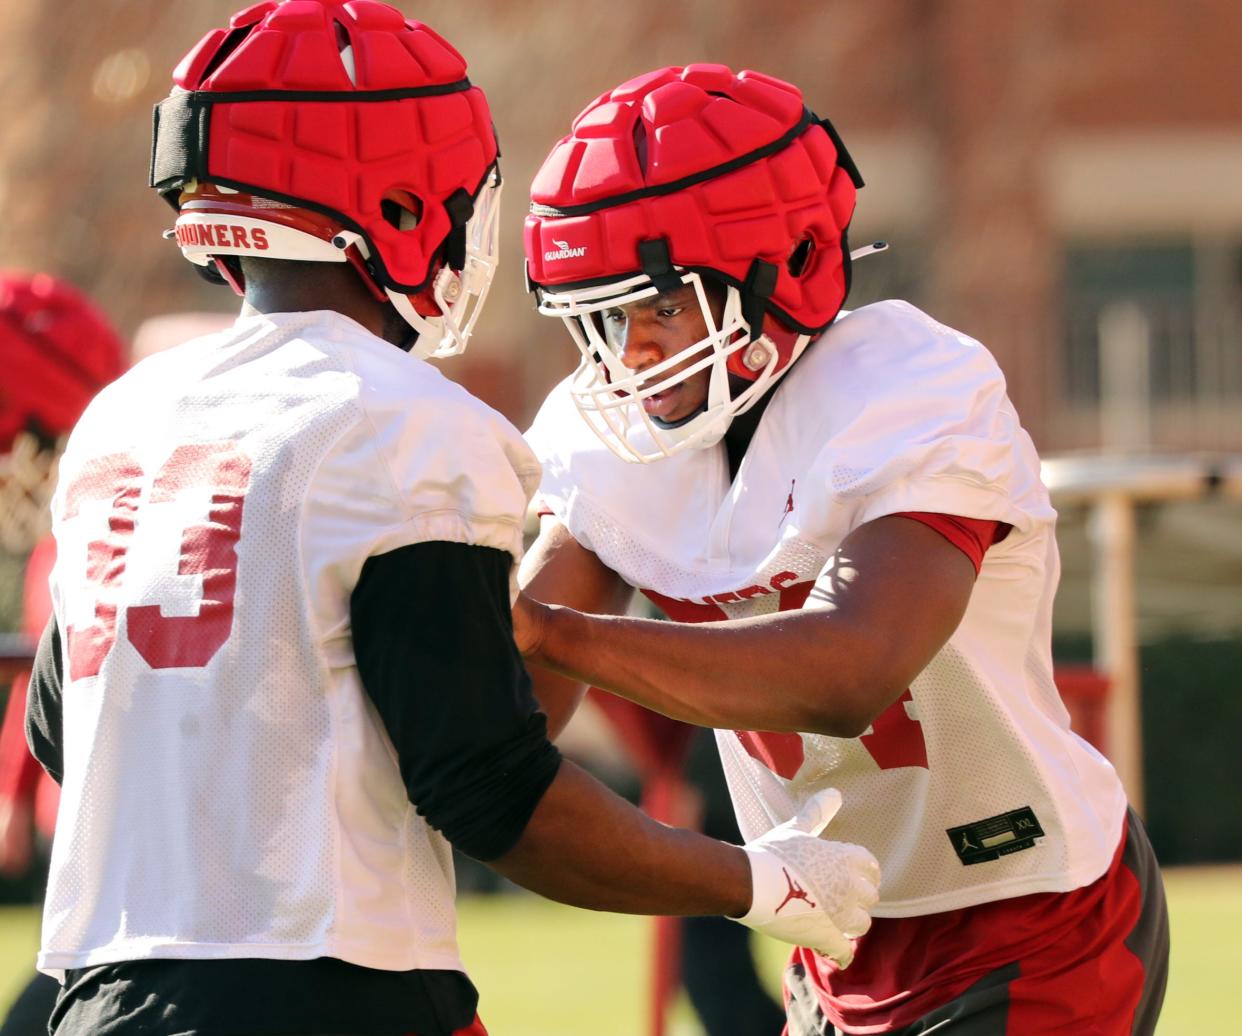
[[892, 512, 1011, 574]]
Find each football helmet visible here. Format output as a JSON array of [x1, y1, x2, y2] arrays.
[[150, 0, 501, 358], [524, 64, 864, 462], [0, 272, 125, 452], [1, 271, 126, 551]]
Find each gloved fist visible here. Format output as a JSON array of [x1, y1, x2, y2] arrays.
[[733, 787, 880, 968]]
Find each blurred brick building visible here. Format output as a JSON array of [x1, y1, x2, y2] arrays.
[[1, 0, 1239, 450]]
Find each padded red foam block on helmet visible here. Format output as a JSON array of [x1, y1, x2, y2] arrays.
[[0, 273, 126, 450]]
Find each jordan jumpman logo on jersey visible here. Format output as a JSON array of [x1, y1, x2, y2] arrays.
[[778, 478, 796, 528], [775, 866, 815, 914]]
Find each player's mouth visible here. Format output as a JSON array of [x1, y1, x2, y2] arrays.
[[640, 384, 683, 419]]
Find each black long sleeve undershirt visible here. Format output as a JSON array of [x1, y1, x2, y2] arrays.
[[25, 612, 63, 785], [349, 539, 562, 862]]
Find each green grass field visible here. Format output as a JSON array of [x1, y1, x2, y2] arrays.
[[0, 865, 1234, 1034]]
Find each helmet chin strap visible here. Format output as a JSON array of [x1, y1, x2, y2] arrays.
[[328, 228, 449, 358], [385, 263, 470, 359]]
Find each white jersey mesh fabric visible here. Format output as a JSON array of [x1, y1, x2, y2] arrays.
[[528, 300, 1127, 917], [41, 311, 538, 975]]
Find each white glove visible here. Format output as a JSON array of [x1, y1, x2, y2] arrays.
[[734, 787, 880, 968]]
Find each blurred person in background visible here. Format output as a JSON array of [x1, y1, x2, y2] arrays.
[[23, 7, 879, 1035], [680, 725, 786, 1035], [516, 64, 1169, 1035], [0, 271, 125, 1036], [570, 683, 787, 1035], [0, 273, 127, 572]]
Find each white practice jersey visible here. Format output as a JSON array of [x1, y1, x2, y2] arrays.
[[42, 311, 539, 974], [528, 300, 1127, 917]]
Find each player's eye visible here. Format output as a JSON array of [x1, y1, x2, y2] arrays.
[[656, 305, 684, 319]]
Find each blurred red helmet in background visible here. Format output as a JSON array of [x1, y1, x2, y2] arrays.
[[0, 271, 126, 453]]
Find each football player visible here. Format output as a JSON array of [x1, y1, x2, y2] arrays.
[[24, 11, 878, 1036], [0, 272, 126, 1036], [516, 65, 1170, 1035]]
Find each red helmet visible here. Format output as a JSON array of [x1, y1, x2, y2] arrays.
[[0, 272, 126, 452], [151, 0, 501, 357], [524, 64, 864, 462]]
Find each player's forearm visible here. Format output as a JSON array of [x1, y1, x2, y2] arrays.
[[490, 759, 750, 917], [529, 603, 887, 737], [526, 669, 587, 741], [518, 516, 633, 738]]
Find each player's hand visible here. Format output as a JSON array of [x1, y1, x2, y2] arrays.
[[511, 591, 547, 660], [734, 787, 879, 968]]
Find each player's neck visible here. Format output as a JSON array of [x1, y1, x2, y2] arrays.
[[238, 260, 408, 348], [723, 383, 777, 482]]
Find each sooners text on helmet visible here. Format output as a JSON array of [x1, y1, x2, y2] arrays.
[[176, 224, 270, 251]]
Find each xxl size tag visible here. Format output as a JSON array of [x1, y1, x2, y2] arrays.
[[946, 807, 1045, 866]]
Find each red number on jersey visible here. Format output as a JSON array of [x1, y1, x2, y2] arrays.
[[860, 689, 928, 770], [61, 443, 252, 677], [62, 453, 145, 680], [127, 443, 251, 669]]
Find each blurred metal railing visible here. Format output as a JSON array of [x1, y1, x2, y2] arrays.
[[1041, 451, 1242, 812]]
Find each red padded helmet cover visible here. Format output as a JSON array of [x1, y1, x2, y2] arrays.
[[156, 0, 497, 292], [525, 65, 858, 334], [0, 273, 126, 451]]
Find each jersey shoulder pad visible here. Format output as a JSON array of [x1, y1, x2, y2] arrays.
[[358, 354, 540, 559], [785, 301, 1054, 532]]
